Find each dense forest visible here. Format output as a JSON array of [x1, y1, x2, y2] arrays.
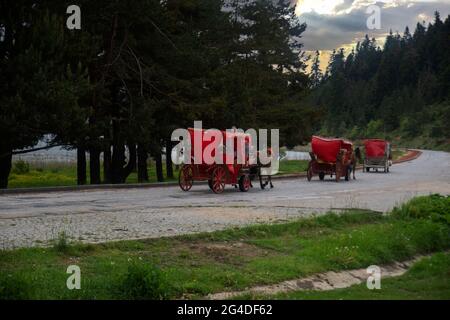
[[0, 1, 449, 190], [310, 12, 450, 150], [0, 0, 318, 188]]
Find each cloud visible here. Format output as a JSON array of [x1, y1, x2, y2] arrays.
[[296, 0, 450, 69]]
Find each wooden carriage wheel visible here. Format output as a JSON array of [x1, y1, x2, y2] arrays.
[[211, 166, 226, 194], [179, 165, 193, 191]]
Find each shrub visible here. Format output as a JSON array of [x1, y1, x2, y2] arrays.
[[391, 194, 450, 225], [52, 231, 70, 253], [119, 263, 172, 300], [399, 117, 421, 137], [348, 126, 362, 140], [11, 160, 30, 174], [365, 119, 384, 138]]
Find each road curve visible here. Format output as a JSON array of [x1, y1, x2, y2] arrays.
[[0, 150, 449, 249]]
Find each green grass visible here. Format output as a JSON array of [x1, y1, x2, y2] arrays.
[[391, 194, 450, 225], [0, 195, 449, 300], [237, 252, 450, 300], [277, 160, 309, 175], [8, 161, 180, 189], [399, 136, 450, 152], [391, 149, 407, 161], [9, 166, 78, 188]]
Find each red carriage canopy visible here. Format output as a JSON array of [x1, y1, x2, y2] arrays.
[[364, 139, 388, 158], [187, 128, 251, 164], [311, 136, 353, 163]]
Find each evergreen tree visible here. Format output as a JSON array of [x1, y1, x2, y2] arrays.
[[310, 51, 323, 88], [0, 1, 90, 188]]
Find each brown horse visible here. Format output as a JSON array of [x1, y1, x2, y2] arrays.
[[350, 147, 362, 179]]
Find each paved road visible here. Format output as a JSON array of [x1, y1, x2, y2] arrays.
[[0, 150, 449, 249]]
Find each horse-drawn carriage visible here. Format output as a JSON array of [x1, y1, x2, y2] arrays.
[[307, 136, 354, 182], [178, 128, 274, 194], [363, 139, 391, 173]]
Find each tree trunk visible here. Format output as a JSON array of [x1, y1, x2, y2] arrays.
[[103, 144, 112, 184], [112, 142, 125, 184], [77, 146, 87, 185], [0, 151, 12, 189], [155, 150, 164, 182], [137, 144, 149, 183], [111, 142, 136, 184], [165, 140, 174, 179], [89, 147, 101, 185]]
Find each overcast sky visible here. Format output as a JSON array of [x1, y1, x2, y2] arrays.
[[295, 0, 450, 71]]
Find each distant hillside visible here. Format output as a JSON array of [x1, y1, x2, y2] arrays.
[[309, 12, 450, 151]]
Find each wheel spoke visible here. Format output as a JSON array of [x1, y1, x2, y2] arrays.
[[179, 166, 193, 191], [209, 167, 226, 193]]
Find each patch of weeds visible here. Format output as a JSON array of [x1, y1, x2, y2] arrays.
[[52, 231, 70, 254], [391, 194, 450, 225], [51, 234, 97, 256], [213, 271, 241, 288], [66, 243, 97, 256], [315, 210, 382, 228], [11, 160, 30, 174], [118, 262, 174, 300]]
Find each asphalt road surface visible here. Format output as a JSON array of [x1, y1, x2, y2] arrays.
[[0, 150, 449, 249]]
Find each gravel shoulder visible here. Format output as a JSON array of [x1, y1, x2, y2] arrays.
[[0, 150, 449, 249]]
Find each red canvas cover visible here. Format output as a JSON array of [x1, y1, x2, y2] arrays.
[[312, 136, 346, 163], [364, 139, 387, 158], [187, 128, 251, 164]]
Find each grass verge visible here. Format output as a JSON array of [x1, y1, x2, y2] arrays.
[[0, 195, 449, 300], [238, 252, 450, 300], [277, 160, 309, 175], [8, 161, 180, 188]]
